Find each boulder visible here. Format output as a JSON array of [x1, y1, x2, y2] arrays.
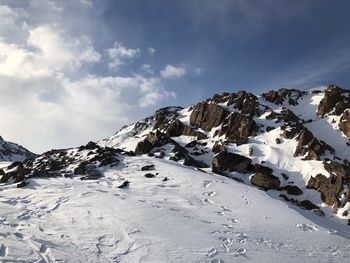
[[339, 110, 350, 139], [307, 174, 343, 208], [250, 172, 280, 190], [190, 102, 229, 131], [294, 128, 334, 160], [212, 151, 252, 173], [284, 185, 303, 195]]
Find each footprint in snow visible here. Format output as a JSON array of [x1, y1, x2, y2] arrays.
[[295, 223, 318, 232], [203, 198, 214, 204], [236, 233, 248, 244], [203, 191, 216, 197], [206, 247, 218, 258], [233, 247, 247, 257], [220, 205, 231, 212], [227, 218, 239, 223], [203, 181, 212, 188]]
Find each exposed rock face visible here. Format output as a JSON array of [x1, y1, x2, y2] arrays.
[[219, 112, 257, 145], [317, 85, 348, 116], [0, 142, 122, 185], [190, 102, 229, 131], [250, 172, 280, 190], [212, 151, 252, 174], [211, 91, 259, 116], [166, 119, 207, 139], [135, 130, 207, 168], [339, 110, 350, 139], [262, 89, 306, 106], [307, 174, 343, 209], [294, 128, 334, 160]]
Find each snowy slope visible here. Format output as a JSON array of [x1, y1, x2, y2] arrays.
[[0, 136, 35, 162], [1, 156, 350, 262]]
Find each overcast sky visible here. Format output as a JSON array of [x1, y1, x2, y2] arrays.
[[1, 0, 350, 153]]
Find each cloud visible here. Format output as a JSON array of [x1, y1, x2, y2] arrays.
[[107, 42, 140, 71], [160, 64, 186, 79], [148, 47, 156, 55], [0, 3, 176, 153]]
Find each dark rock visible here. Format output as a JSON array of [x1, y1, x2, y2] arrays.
[[294, 128, 334, 160], [307, 174, 342, 208], [16, 181, 28, 188], [74, 162, 87, 175], [135, 140, 153, 155], [166, 119, 207, 139], [117, 181, 130, 189], [253, 164, 273, 174], [212, 141, 227, 154], [262, 90, 284, 105], [317, 85, 347, 116], [339, 110, 350, 139], [275, 138, 282, 144], [218, 112, 257, 145], [299, 200, 319, 211], [212, 151, 252, 174], [266, 126, 275, 132], [141, 165, 155, 171], [190, 102, 229, 131], [185, 141, 198, 148], [162, 177, 169, 182], [284, 185, 303, 195], [144, 173, 156, 178], [250, 172, 280, 190], [281, 173, 289, 180]]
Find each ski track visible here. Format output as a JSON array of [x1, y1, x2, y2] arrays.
[[0, 156, 350, 262]]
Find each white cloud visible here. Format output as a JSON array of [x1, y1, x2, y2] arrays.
[[148, 47, 156, 55], [160, 64, 186, 79], [141, 64, 154, 75], [0, 3, 176, 153], [107, 42, 140, 71]]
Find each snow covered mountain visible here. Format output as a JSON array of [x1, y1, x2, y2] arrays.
[[1, 85, 350, 262], [0, 135, 35, 162]]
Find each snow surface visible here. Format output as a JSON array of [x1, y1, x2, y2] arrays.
[[1, 156, 350, 262]]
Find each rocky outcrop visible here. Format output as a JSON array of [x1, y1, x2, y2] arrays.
[[166, 119, 207, 139], [262, 89, 306, 106], [212, 151, 252, 174], [0, 136, 36, 162], [135, 130, 207, 168], [0, 141, 122, 185], [211, 91, 259, 115], [218, 112, 257, 145], [190, 102, 229, 131], [339, 110, 350, 139], [317, 85, 349, 116], [307, 174, 343, 209], [293, 128, 334, 160], [250, 172, 280, 190]]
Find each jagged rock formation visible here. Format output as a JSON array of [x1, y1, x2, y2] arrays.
[[0, 141, 125, 187], [294, 128, 334, 160], [0, 136, 35, 162]]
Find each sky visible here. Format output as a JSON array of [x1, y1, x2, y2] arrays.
[[1, 0, 350, 153]]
